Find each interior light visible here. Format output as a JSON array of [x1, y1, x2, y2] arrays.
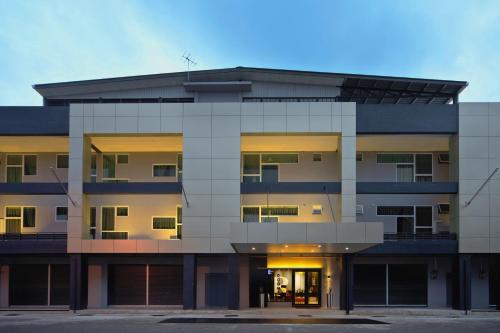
[[251, 247, 256, 251], [345, 247, 349, 251], [284, 245, 289, 248], [317, 245, 322, 248]]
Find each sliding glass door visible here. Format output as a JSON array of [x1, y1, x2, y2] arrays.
[[292, 269, 321, 306]]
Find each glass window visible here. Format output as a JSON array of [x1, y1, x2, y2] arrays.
[[55, 207, 68, 221], [56, 155, 69, 169], [101, 207, 115, 231], [261, 216, 279, 223], [153, 165, 176, 177], [261, 206, 298, 216], [261, 154, 298, 164], [242, 207, 260, 223], [6, 166, 22, 183], [397, 217, 414, 233], [415, 154, 432, 175], [388, 264, 427, 305], [7, 155, 22, 165], [356, 152, 363, 162], [152, 217, 176, 230], [438, 203, 450, 214], [177, 206, 182, 239], [90, 207, 96, 239], [22, 207, 36, 228], [103, 154, 116, 178], [116, 207, 128, 217], [397, 164, 414, 182], [377, 206, 414, 216], [438, 153, 449, 163], [117, 154, 128, 164], [243, 154, 260, 175], [377, 154, 414, 164], [177, 154, 183, 182], [312, 153, 322, 162], [261, 164, 278, 183], [90, 154, 97, 183], [353, 264, 386, 305], [415, 206, 433, 233], [23, 155, 37, 176]]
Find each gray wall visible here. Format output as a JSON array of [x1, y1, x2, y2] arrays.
[[357, 152, 449, 182], [357, 194, 451, 233]]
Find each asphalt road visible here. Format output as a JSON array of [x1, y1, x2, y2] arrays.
[[0, 313, 499, 333]]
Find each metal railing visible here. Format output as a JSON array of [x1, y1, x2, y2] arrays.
[[101, 231, 128, 240], [384, 232, 456, 241], [0, 233, 67, 240]]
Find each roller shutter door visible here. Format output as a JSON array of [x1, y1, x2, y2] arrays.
[[108, 265, 146, 305], [9, 264, 48, 306], [148, 265, 183, 305], [50, 264, 70, 305]]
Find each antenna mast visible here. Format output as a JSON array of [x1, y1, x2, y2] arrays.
[[182, 53, 197, 81]]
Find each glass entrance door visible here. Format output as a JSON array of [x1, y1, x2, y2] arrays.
[[292, 269, 321, 306]]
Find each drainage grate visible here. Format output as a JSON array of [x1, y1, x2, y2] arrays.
[[159, 318, 388, 325]]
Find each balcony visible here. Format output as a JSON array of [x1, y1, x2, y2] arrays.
[[359, 232, 458, 255], [0, 182, 67, 194], [356, 182, 457, 194], [0, 232, 67, 254], [241, 182, 341, 194], [83, 182, 182, 194]]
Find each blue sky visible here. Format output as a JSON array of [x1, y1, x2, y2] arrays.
[[1, 0, 499, 105]]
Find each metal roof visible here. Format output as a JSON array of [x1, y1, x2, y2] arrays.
[[33, 66, 468, 104]]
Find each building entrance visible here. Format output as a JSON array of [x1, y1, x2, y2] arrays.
[[269, 268, 321, 307]]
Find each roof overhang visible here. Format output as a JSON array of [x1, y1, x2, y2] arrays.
[[183, 81, 252, 92]]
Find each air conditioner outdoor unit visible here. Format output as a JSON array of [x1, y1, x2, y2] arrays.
[[356, 204, 364, 215]]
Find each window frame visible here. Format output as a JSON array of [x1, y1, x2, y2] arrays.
[[241, 205, 300, 223], [312, 153, 322, 162], [356, 152, 363, 162], [376, 153, 433, 182], [152, 164, 177, 178], [100, 206, 129, 236], [376, 205, 435, 233], [241, 152, 300, 183], [54, 206, 69, 222], [116, 206, 129, 217], [116, 154, 129, 164], [437, 203, 450, 215], [4, 205, 36, 230], [151, 216, 177, 230], [6, 154, 38, 182], [56, 154, 69, 169], [23, 154, 37, 176]]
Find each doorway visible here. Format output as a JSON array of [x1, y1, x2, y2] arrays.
[[292, 269, 321, 307]]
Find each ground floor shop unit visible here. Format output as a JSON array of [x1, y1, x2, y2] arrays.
[[0, 253, 498, 310]]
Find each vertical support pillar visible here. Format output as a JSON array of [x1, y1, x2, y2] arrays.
[[183, 254, 197, 310], [458, 254, 472, 312], [340, 254, 353, 313], [228, 254, 240, 310], [69, 254, 84, 311], [495, 255, 500, 311]]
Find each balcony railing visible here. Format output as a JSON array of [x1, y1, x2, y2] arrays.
[[384, 232, 456, 241], [0, 233, 67, 240], [101, 231, 128, 239]]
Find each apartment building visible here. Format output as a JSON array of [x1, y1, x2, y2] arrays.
[[0, 67, 498, 311]]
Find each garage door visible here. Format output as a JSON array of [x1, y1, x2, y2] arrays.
[[108, 264, 183, 306], [148, 265, 183, 305], [108, 265, 147, 305], [205, 273, 228, 307], [9, 264, 69, 306]]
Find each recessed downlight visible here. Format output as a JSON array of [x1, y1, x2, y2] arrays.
[[251, 247, 256, 251]]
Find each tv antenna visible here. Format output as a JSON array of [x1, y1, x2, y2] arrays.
[[182, 53, 197, 81]]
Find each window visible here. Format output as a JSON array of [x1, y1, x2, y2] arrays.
[[261, 206, 298, 216], [377, 154, 413, 164], [6, 155, 22, 183], [312, 205, 322, 215], [117, 154, 128, 164], [377, 206, 414, 216], [103, 154, 116, 178], [101, 207, 116, 231], [242, 205, 299, 223], [176, 206, 182, 239], [242, 207, 260, 223], [116, 207, 128, 217], [152, 217, 176, 230], [90, 207, 96, 239], [55, 207, 68, 222], [6, 207, 36, 229], [415, 154, 432, 182], [90, 154, 97, 183], [56, 154, 69, 169], [153, 164, 176, 177], [177, 154, 183, 182], [312, 153, 322, 162], [356, 152, 363, 162], [415, 206, 433, 233], [261, 153, 298, 164], [242, 154, 261, 183], [397, 164, 414, 182], [438, 203, 450, 215], [23, 155, 37, 176], [438, 153, 449, 164]]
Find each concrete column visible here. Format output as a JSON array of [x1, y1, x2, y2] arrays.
[[339, 254, 353, 313], [0, 265, 9, 307], [340, 102, 356, 223], [227, 254, 240, 310], [458, 254, 472, 311], [69, 254, 85, 310], [183, 254, 197, 310]]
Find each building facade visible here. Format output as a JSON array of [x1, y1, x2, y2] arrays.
[[0, 67, 498, 310]]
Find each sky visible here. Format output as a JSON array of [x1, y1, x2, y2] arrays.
[[1, 0, 500, 105]]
